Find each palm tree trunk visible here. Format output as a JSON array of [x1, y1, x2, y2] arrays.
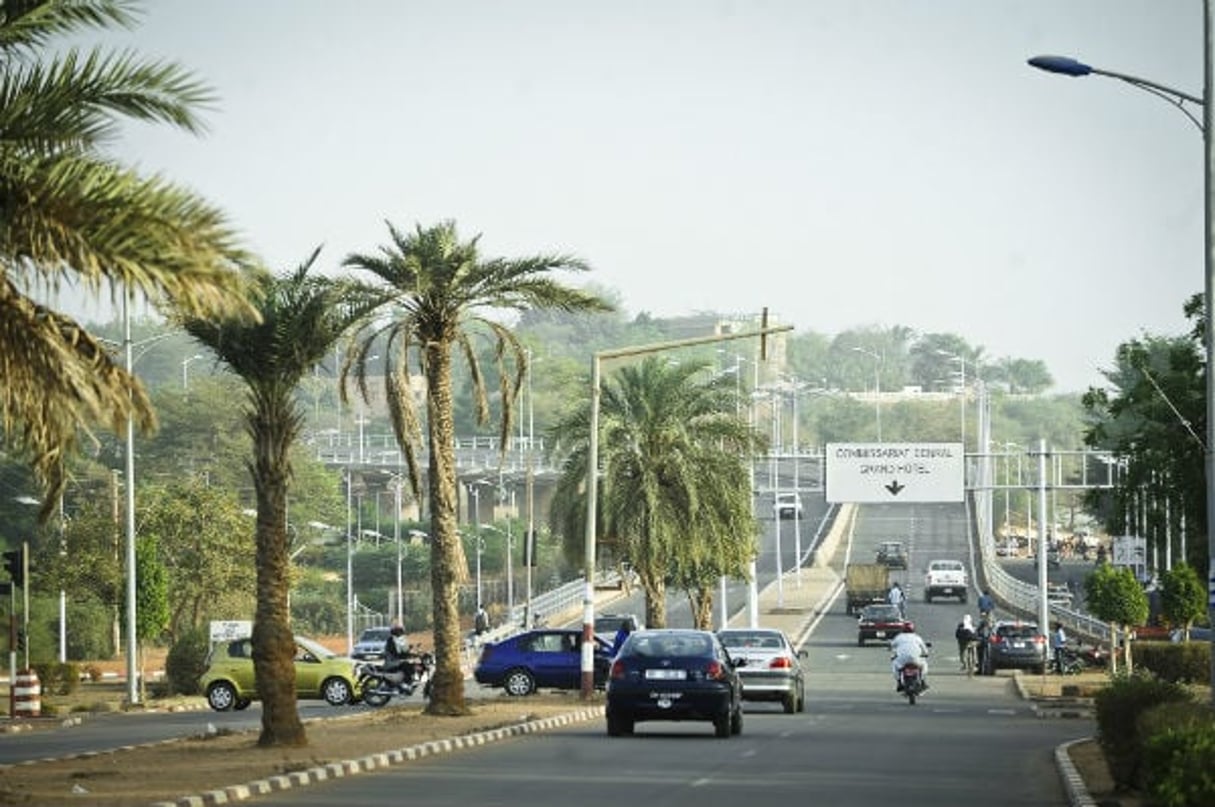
[[424, 346, 470, 716], [689, 587, 714, 630], [252, 400, 307, 747]]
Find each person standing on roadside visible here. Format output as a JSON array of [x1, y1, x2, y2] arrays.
[[888, 582, 906, 618]]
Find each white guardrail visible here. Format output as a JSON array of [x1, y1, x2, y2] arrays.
[[972, 497, 1112, 643]]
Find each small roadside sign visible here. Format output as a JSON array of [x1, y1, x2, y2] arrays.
[[209, 620, 252, 643], [826, 442, 963, 503]]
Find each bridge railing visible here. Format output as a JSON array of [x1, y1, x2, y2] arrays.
[[309, 432, 556, 474]]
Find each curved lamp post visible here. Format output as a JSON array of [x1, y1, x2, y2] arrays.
[[851, 347, 882, 441], [1029, 15, 1215, 704]]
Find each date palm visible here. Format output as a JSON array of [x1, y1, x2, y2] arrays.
[[342, 219, 609, 716], [0, 0, 253, 517], [548, 356, 762, 629], [182, 251, 374, 747]]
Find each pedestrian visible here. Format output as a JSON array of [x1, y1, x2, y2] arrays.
[[474, 603, 489, 637], [975, 616, 992, 674], [610, 623, 632, 657], [888, 582, 906, 617], [1051, 621, 1067, 673]]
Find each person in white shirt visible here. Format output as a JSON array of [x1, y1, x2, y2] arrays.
[[890, 627, 930, 691], [888, 582, 906, 617]]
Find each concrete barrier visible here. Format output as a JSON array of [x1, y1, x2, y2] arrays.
[[12, 668, 41, 718]]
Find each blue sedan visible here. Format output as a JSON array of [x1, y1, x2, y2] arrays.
[[473, 629, 612, 696]]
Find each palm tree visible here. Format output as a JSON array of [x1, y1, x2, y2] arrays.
[[182, 251, 374, 747], [0, 0, 253, 518], [342, 219, 609, 716], [547, 357, 763, 629]]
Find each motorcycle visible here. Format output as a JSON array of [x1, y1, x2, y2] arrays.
[[897, 662, 928, 705], [358, 650, 435, 707]]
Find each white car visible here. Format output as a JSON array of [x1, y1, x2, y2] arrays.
[[774, 492, 803, 519]]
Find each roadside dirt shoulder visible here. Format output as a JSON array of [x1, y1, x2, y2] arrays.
[[0, 693, 602, 807]]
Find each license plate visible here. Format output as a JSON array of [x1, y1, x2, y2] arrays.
[[941, 587, 954, 594], [645, 669, 687, 680], [875, 631, 886, 638], [1012, 641, 1026, 649]]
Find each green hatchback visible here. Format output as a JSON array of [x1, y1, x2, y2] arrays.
[[200, 635, 360, 711]]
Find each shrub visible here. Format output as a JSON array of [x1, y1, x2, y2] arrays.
[[1134, 640, 1210, 684], [1094, 671, 1191, 790], [83, 664, 103, 682], [1142, 717, 1215, 807], [164, 627, 210, 696]]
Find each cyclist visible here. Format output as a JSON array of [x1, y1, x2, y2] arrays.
[[955, 614, 978, 672]]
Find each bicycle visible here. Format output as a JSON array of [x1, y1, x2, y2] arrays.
[[962, 640, 979, 676]]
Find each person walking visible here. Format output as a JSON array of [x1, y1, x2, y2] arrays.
[[474, 603, 490, 637], [888, 582, 906, 618], [1051, 621, 1067, 674]]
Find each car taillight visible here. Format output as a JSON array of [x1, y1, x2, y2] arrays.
[[705, 660, 726, 680], [610, 660, 626, 680], [769, 656, 793, 669], [1031, 635, 1046, 645]]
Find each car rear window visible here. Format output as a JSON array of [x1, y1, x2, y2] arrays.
[[997, 625, 1039, 639]]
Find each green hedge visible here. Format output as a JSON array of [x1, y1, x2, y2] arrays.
[[1141, 710, 1215, 807], [1094, 672, 1191, 790], [1133, 640, 1210, 684]]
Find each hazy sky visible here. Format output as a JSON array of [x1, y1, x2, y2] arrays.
[[71, 1, 1201, 392]]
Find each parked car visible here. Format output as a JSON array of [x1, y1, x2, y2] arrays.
[[605, 629, 744, 738], [774, 492, 803, 519], [352, 626, 393, 660], [200, 635, 360, 711], [875, 540, 908, 569], [473, 628, 613, 696], [982, 620, 1048, 675], [717, 628, 806, 713], [856, 603, 915, 646]]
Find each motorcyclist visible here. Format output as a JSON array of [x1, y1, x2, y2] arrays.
[[890, 625, 930, 692], [383, 623, 414, 692]]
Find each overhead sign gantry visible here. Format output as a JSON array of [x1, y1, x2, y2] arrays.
[[825, 442, 963, 503]]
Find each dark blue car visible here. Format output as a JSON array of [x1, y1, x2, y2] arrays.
[[473, 629, 613, 696]]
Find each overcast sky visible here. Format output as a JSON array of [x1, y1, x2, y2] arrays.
[[67, 1, 1202, 393]]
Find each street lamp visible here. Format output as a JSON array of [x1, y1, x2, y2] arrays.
[[936, 350, 966, 449], [181, 354, 203, 396], [467, 480, 491, 608], [1029, 26, 1215, 704], [851, 347, 882, 441]]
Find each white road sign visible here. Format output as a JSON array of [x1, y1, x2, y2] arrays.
[[826, 443, 963, 503], [209, 620, 252, 642]]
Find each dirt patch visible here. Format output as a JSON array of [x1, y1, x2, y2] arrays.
[[1067, 738, 1145, 807], [0, 693, 603, 806]]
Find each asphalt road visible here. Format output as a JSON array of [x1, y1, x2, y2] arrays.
[[1, 498, 1096, 806], [251, 500, 1091, 807]]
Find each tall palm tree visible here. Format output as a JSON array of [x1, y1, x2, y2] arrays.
[[0, 0, 253, 518], [182, 251, 374, 747], [548, 357, 763, 629], [342, 219, 609, 716]]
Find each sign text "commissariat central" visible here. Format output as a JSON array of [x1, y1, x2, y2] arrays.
[[832, 446, 956, 460]]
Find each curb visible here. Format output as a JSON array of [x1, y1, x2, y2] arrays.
[[1055, 738, 1099, 807], [148, 706, 605, 807]]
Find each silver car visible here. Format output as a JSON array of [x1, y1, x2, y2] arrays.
[[717, 628, 806, 714]]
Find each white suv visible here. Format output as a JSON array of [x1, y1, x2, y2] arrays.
[[774, 492, 803, 519], [923, 559, 968, 603]]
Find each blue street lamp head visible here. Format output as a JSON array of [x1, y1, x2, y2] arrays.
[[1028, 55, 1093, 77]]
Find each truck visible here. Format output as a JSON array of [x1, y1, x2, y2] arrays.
[[845, 563, 890, 615], [923, 558, 969, 603]]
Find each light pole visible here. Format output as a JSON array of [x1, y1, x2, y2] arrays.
[[936, 350, 966, 449], [468, 480, 490, 609], [851, 347, 882, 441], [1028, 15, 1215, 705], [582, 321, 793, 696], [181, 353, 204, 397]]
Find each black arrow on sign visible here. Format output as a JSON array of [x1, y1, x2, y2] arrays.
[[885, 480, 905, 496]]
